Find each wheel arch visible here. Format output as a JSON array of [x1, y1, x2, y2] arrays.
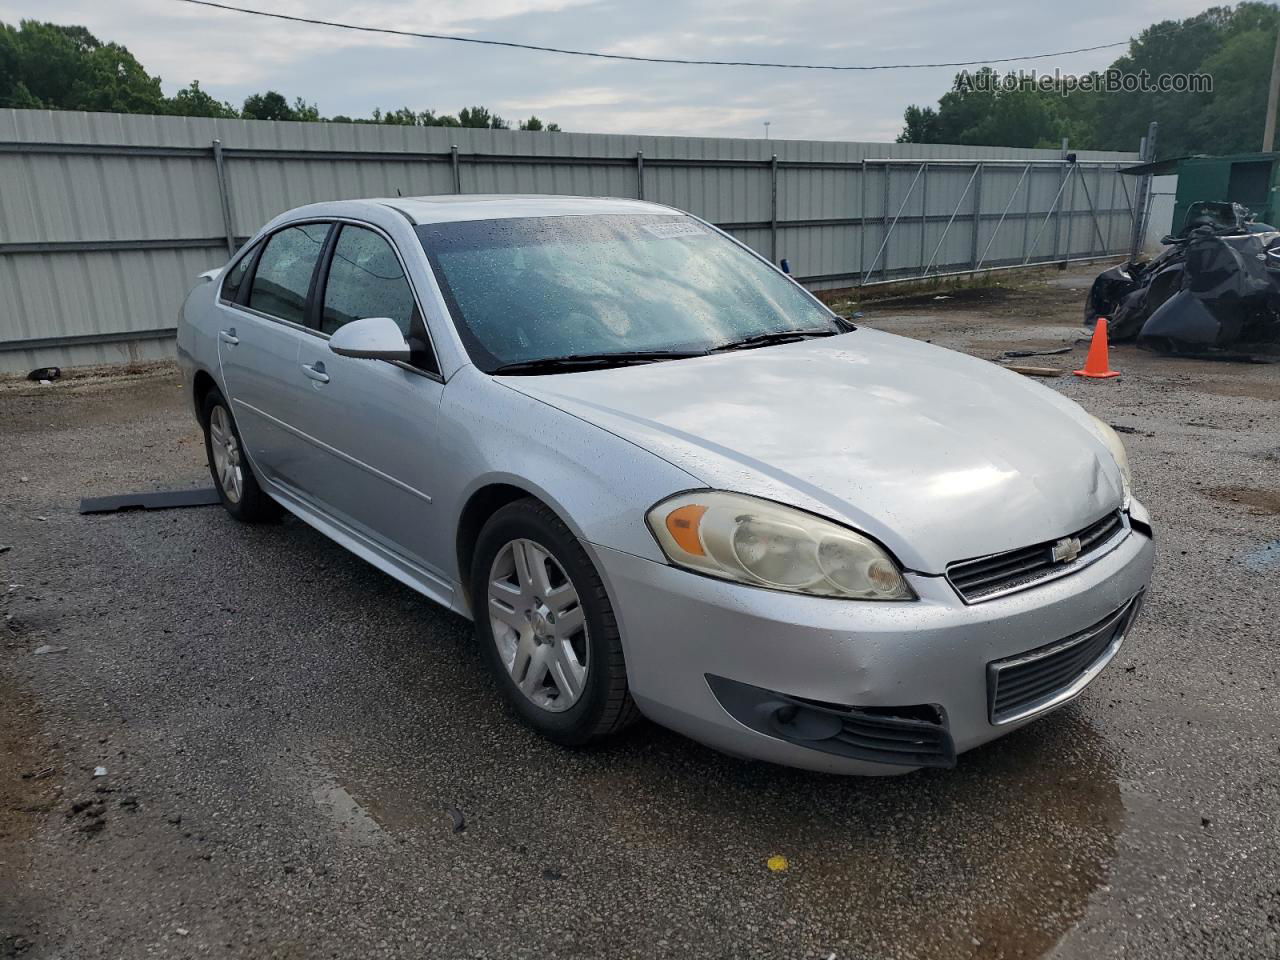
[[192, 368, 219, 425]]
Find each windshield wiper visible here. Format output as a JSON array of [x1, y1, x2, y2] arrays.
[[491, 350, 706, 375], [711, 328, 841, 352]]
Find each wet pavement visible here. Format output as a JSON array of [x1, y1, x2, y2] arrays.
[[2, 266, 1278, 959]]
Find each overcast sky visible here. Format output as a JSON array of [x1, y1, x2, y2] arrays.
[[0, 0, 1222, 142]]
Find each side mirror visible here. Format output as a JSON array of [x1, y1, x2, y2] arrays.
[[328, 316, 411, 362]]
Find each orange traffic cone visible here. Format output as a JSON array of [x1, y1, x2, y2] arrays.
[[1074, 317, 1120, 379]]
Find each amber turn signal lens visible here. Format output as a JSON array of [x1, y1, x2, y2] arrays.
[[665, 504, 708, 556]]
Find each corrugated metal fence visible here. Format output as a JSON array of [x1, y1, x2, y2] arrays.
[[0, 109, 1138, 373]]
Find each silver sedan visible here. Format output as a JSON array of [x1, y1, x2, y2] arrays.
[[177, 195, 1154, 775]]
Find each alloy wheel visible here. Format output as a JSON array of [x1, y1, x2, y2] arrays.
[[208, 405, 244, 504], [486, 538, 589, 712]]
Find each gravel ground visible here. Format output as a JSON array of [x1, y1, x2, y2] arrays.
[[2, 265, 1278, 960]]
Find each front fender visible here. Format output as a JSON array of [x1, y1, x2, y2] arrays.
[[436, 367, 702, 575]]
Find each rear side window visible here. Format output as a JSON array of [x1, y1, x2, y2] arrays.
[[248, 223, 330, 325], [219, 246, 255, 302], [321, 226, 418, 337]]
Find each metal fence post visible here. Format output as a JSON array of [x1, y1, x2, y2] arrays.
[[1105, 165, 1119, 254], [881, 163, 891, 281], [969, 162, 984, 270], [1051, 138, 1069, 261], [211, 139, 235, 256], [1023, 164, 1034, 259], [918, 162, 929, 277], [1063, 157, 1078, 263], [858, 158, 867, 282], [451, 144, 461, 193], [1129, 121, 1158, 259], [636, 151, 645, 200], [770, 153, 778, 262]]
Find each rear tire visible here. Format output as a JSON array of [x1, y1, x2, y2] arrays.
[[201, 387, 281, 523], [471, 498, 639, 745]]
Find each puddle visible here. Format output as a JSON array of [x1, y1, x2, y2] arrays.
[[310, 776, 387, 845], [1241, 541, 1280, 572], [1205, 486, 1280, 515], [571, 710, 1124, 960]]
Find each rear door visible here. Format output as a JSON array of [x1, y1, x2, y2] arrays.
[[287, 222, 450, 583], [216, 221, 332, 492]]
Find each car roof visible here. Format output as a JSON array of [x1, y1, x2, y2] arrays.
[[310, 194, 682, 226]]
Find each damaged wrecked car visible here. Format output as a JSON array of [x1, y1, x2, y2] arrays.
[[178, 195, 1154, 775], [1086, 201, 1280, 360]]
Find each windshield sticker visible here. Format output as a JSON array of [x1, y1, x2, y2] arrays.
[[641, 220, 707, 239]]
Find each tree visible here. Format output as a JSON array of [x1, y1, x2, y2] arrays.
[[241, 90, 296, 121], [459, 105, 508, 129], [166, 80, 238, 118], [0, 20, 163, 113], [899, 2, 1280, 157], [0, 18, 562, 132]]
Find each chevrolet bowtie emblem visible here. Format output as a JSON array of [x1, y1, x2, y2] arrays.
[[1051, 536, 1082, 564]]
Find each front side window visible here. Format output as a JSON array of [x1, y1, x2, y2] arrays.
[[416, 214, 837, 372], [219, 244, 256, 302], [247, 223, 330, 325], [321, 226, 418, 338]]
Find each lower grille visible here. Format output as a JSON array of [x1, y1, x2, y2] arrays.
[[987, 595, 1142, 724], [707, 675, 955, 768], [947, 510, 1127, 603]]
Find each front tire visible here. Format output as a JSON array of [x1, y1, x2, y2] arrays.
[[471, 498, 639, 745], [201, 387, 280, 523]]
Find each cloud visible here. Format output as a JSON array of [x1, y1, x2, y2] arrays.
[[0, 0, 1226, 140]]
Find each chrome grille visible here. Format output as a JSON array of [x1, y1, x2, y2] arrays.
[[946, 511, 1126, 603]]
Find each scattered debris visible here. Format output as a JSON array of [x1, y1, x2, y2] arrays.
[[25, 366, 61, 383], [446, 805, 466, 834], [92, 766, 107, 778], [999, 346, 1073, 359], [1005, 365, 1065, 378], [932, 295, 951, 301], [79, 487, 221, 515], [32, 645, 68, 655], [175, 928, 190, 937], [766, 854, 790, 873], [0, 545, 11, 555], [1111, 424, 1141, 434], [1086, 202, 1280, 360], [541, 867, 563, 881]]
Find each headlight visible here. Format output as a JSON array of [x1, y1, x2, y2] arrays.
[[646, 491, 914, 600], [1088, 415, 1132, 505]]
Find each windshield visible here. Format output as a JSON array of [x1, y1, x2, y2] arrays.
[[415, 214, 839, 372]]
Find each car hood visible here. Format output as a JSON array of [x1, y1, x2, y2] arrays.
[[500, 329, 1125, 573]]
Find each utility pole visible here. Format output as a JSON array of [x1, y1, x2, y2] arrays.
[[763, 121, 771, 139], [1264, 24, 1280, 151]]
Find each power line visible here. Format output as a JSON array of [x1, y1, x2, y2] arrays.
[[172, 0, 1136, 71]]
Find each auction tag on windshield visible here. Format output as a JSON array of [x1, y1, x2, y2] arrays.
[[641, 220, 706, 239]]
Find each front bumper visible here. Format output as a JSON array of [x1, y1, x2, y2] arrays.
[[589, 507, 1155, 775]]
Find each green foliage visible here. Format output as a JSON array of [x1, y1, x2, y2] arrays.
[[167, 80, 238, 118], [0, 20, 164, 113], [900, 2, 1280, 157], [0, 17, 561, 132]]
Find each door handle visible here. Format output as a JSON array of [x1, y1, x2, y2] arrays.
[[301, 361, 330, 384], [218, 328, 239, 346]]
